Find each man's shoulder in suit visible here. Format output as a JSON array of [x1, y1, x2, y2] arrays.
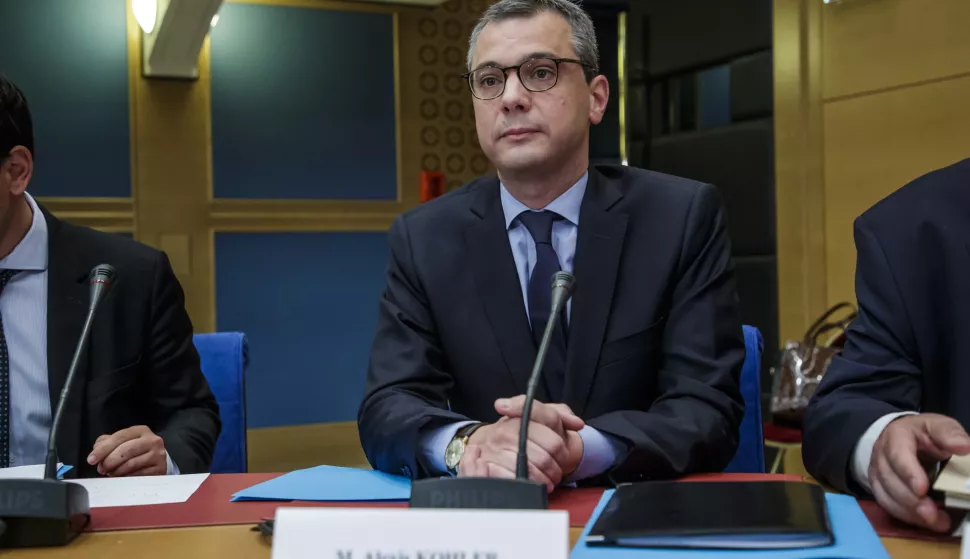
[[856, 157, 970, 236], [398, 174, 495, 223], [47, 213, 165, 277], [594, 164, 717, 209], [595, 163, 711, 194], [399, 164, 715, 224]]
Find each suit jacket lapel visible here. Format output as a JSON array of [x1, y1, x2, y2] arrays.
[[564, 169, 627, 414], [43, 209, 89, 473], [464, 180, 549, 400]]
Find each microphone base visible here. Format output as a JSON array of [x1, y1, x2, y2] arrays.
[[0, 479, 90, 548], [409, 477, 548, 510]]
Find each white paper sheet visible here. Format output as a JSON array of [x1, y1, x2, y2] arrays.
[[272, 508, 568, 559], [0, 464, 46, 479], [0, 463, 68, 479], [66, 473, 209, 508]]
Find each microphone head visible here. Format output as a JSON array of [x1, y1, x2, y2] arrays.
[[89, 264, 117, 296], [550, 271, 575, 296]]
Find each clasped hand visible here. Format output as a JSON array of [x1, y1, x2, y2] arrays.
[[457, 395, 584, 492]]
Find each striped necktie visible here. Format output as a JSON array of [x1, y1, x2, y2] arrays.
[[0, 269, 21, 468]]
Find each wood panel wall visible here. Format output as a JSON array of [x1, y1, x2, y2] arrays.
[[774, 0, 970, 342]]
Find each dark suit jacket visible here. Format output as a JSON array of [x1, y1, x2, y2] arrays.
[[42, 208, 220, 478], [803, 158, 970, 495], [358, 165, 745, 484]]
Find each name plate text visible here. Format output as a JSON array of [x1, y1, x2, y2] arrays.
[[271, 507, 569, 559]]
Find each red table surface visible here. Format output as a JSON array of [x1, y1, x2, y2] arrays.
[[87, 472, 805, 533], [857, 499, 961, 543]]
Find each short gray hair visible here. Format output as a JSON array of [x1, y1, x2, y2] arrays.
[[467, 0, 600, 82]]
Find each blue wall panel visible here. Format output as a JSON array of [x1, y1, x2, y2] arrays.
[[0, 0, 130, 197], [210, 4, 397, 200], [215, 232, 388, 427], [698, 65, 731, 130]]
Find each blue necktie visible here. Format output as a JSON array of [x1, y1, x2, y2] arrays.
[[517, 211, 567, 401], [0, 269, 20, 468]]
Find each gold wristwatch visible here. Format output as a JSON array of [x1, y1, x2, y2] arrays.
[[444, 423, 483, 475]]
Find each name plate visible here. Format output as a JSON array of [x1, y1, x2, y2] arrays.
[[271, 507, 569, 559]]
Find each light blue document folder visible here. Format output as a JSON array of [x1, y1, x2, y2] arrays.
[[571, 490, 890, 559], [231, 465, 411, 502]]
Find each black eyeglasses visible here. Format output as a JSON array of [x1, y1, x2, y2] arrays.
[[461, 57, 595, 100]]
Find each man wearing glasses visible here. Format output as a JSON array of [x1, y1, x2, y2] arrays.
[[359, 0, 745, 488]]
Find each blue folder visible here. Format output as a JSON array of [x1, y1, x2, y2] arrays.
[[231, 465, 411, 502], [571, 490, 890, 559]]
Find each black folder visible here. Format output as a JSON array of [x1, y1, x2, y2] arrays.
[[586, 481, 833, 550]]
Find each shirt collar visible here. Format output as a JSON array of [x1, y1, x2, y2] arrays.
[[0, 193, 49, 272], [499, 171, 588, 230]]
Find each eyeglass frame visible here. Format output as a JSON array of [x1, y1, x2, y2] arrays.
[[460, 57, 597, 100]]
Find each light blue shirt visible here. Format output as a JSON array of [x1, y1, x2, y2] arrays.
[[499, 173, 583, 324], [420, 172, 625, 481], [0, 193, 52, 467], [0, 194, 179, 474]]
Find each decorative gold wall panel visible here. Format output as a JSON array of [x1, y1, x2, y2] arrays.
[[34, 198, 135, 233], [775, 0, 970, 341], [247, 421, 369, 472], [822, 0, 970, 101], [823, 75, 970, 308], [126, 1, 216, 332], [230, 0, 411, 14], [400, 0, 489, 193], [773, 0, 828, 344]]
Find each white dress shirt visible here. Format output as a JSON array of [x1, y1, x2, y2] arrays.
[[851, 411, 919, 493]]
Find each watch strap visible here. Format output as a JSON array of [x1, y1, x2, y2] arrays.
[[447, 422, 484, 475], [455, 422, 483, 440]]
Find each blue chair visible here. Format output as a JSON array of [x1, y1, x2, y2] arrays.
[[723, 325, 765, 473], [193, 332, 249, 473]]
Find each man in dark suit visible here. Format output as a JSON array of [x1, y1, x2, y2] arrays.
[[804, 158, 970, 533], [0, 75, 220, 477], [358, 0, 745, 488]]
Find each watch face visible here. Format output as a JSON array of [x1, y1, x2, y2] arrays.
[[445, 437, 464, 470]]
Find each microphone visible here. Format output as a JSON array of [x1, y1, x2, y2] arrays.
[[0, 264, 115, 549], [45, 264, 116, 479], [409, 271, 576, 511], [515, 271, 575, 479]]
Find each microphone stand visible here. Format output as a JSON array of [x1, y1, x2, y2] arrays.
[[0, 264, 116, 548], [410, 272, 575, 510]]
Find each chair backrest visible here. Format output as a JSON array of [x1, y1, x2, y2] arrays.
[[193, 332, 249, 473], [723, 325, 765, 473]]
